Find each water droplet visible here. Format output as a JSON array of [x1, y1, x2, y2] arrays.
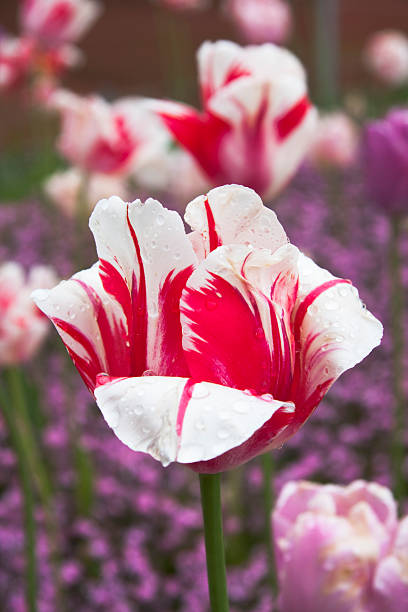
[[125, 340, 130, 348], [325, 300, 339, 311], [219, 410, 231, 421], [254, 327, 264, 339], [101, 200, 109, 210], [142, 370, 156, 377], [174, 251, 181, 260], [163, 243, 170, 251], [335, 335, 344, 343], [142, 426, 150, 435], [134, 404, 144, 416], [338, 286, 349, 297], [156, 214, 165, 226], [191, 383, 210, 399], [69, 312, 76, 320], [55, 304, 61, 311], [261, 393, 273, 401], [233, 401, 249, 414], [217, 429, 229, 440], [151, 239, 157, 249], [195, 419, 206, 431]]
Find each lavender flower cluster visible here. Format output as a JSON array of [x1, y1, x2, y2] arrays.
[[0, 160, 405, 610]]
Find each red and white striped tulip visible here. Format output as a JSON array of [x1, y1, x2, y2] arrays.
[[20, 0, 102, 48], [0, 263, 57, 365], [0, 35, 33, 92], [33, 185, 382, 472], [152, 41, 316, 201], [51, 90, 140, 175]]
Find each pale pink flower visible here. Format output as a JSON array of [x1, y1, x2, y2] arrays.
[[309, 112, 359, 169], [0, 263, 57, 365], [273, 480, 408, 612], [364, 30, 408, 86], [33, 185, 382, 472], [44, 167, 130, 217], [20, 0, 102, 48], [0, 35, 33, 91], [50, 90, 139, 175], [228, 0, 292, 45], [152, 40, 317, 201]]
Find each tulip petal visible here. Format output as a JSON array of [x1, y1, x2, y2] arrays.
[[33, 196, 197, 390], [94, 375, 294, 467], [185, 184, 288, 256], [289, 253, 383, 425]]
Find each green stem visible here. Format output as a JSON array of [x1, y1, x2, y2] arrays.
[[199, 474, 229, 612], [314, 0, 340, 108], [0, 383, 37, 612], [3, 368, 64, 609], [261, 453, 278, 604], [389, 215, 407, 504]]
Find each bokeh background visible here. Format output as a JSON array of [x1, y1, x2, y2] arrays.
[[0, 1, 407, 611]]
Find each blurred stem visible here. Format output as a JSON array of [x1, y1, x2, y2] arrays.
[[389, 215, 407, 504], [199, 474, 229, 612], [0, 383, 37, 612], [261, 453, 278, 605], [314, 0, 340, 108], [3, 368, 64, 610]]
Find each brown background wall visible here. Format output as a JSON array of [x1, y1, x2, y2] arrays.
[[1, 0, 408, 102]]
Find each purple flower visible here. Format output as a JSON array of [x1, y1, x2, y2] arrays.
[[363, 109, 408, 214]]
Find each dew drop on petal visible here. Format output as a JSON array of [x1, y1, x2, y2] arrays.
[[217, 429, 229, 440], [233, 401, 249, 414], [325, 300, 339, 311], [191, 383, 210, 399], [195, 418, 206, 431], [156, 214, 165, 226]]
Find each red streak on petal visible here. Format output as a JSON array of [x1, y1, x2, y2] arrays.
[[275, 96, 311, 141], [204, 198, 221, 253], [182, 272, 271, 393], [52, 316, 104, 391], [158, 107, 230, 182], [176, 378, 195, 438], [154, 267, 193, 377], [126, 206, 148, 375], [99, 259, 132, 327]]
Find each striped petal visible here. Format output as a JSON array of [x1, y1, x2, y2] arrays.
[[288, 253, 383, 429], [94, 375, 294, 469], [33, 196, 197, 390], [185, 185, 288, 257]]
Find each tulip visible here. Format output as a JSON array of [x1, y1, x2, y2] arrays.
[[44, 167, 130, 217], [33, 184, 382, 473], [20, 0, 102, 48], [273, 480, 408, 612], [228, 0, 292, 46], [363, 109, 408, 215], [0, 262, 57, 365], [309, 112, 359, 169], [152, 40, 317, 201], [364, 30, 408, 87], [0, 34, 33, 91], [50, 90, 139, 175]]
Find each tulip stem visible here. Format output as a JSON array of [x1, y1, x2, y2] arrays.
[[261, 453, 278, 605], [0, 382, 37, 612], [199, 473, 229, 612], [389, 215, 407, 504]]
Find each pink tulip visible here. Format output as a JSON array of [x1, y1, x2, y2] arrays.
[[364, 30, 408, 86], [0, 35, 33, 91], [50, 90, 139, 175], [20, 0, 102, 48], [273, 480, 408, 612], [309, 112, 359, 169], [33, 185, 382, 472], [44, 167, 130, 217], [153, 40, 317, 201], [228, 0, 292, 45], [0, 263, 57, 365]]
